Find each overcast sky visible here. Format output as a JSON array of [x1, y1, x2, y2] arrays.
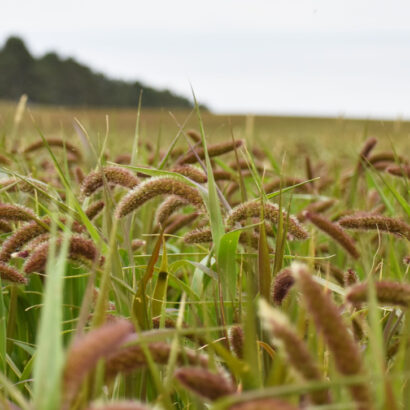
[[2, 0, 410, 118]]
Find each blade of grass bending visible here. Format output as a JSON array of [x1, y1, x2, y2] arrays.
[[0, 278, 5, 374], [258, 200, 271, 301], [32, 220, 70, 410], [191, 88, 224, 256], [131, 91, 143, 166], [152, 237, 169, 318], [132, 229, 165, 330]]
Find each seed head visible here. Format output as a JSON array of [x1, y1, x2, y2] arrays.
[[186, 129, 202, 143], [346, 280, 410, 307], [344, 269, 359, 287], [368, 152, 407, 166], [155, 196, 189, 226], [174, 367, 236, 401], [339, 213, 410, 241], [0, 203, 37, 222], [63, 319, 134, 408], [386, 164, 410, 178], [114, 153, 132, 164], [356, 137, 378, 171], [297, 199, 336, 222], [23, 138, 82, 161], [291, 263, 372, 409], [259, 299, 331, 404], [178, 139, 244, 164], [171, 165, 207, 183], [131, 239, 146, 251], [81, 166, 139, 197], [0, 219, 12, 233], [272, 268, 295, 305], [85, 200, 105, 220], [183, 227, 212, 244], [226, 200, 308, 241], [229, 325, 244, 359], [74, 167, 85, 184], [164, 213, 199, 235], [104, 340, 208, 380], [304, 211, 360, 259], [115, 177, 203, 219], [0, 261, 27, 284]]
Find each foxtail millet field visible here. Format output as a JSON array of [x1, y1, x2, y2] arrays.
[[0, 99, 409, 409]]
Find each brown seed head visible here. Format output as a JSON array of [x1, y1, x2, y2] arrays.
[[155, 195, 189, 225], [164, 213, 199, 235], [171, 165, 207, 183], [0, 261, 27, 284], [386, 164, 410, 178], [85, 200, 105, 220], [291, 262, 372, 409], [297, 199, 336, 222], [272, 268, 295, 305], [115, 177, 203, 219], [178, 139, 244, 164], [346, 280, 410, 307], [0, 203, 37, 222], [81, 166, 139, 197], [183, 227, 212, 244], [229, 325, 244, 359], [23, 138, 82, 161], [304, 211, 360, 259], [174, 367, 236, 401], [227, 200, 308, 241], [339, 213, 410, 240], [259, 300, 331, 404]]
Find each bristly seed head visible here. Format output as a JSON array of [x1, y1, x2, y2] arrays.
[[272, 268, 295, 305], [339, 213, 410, 241], [0, 203, 37, 222], [115, 177, 204, 219], [81, 166, 139, 197], [155, 195, 189, 226], [0, 261, 27, 284], [171, 165, 207, 183]]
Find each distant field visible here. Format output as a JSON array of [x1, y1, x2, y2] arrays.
[[1, 101, 409, 158]]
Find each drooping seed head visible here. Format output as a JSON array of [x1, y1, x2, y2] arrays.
[[0, 261, 27, 284], [356, 137, 378, 171], [164, 213, 199, 235], [291, 262, 372, 409], [297, 199, 336, 222], [81, 166, 139, 197], [183, 227, 213, 244], [304, 211, 360, 259], [259, 299, 331, 404], [0, 203, 37, 222], [226, 200, 308, 241], [272, 268, 295, 305], [339, 213, 410, 241], [0, 219, 12, 233], [171, 165, 207, 183], [63, 319, 134, 408], [346, 280, 410, 307], [23, 138, 83, 161], [85, 200, 105, 220], [229, 325, 244, 359], [115, 177, 203, 219], [155, 195, 189, 226], [174, 367, 236, 401], [186, 129, 202, 143], [386, 164, 410, 178], [24, 235, 100, 274], [104, 340, 208, 380], [178, 139, 244, 164]]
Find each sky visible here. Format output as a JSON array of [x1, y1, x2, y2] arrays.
[[2, 0, 410, 118]]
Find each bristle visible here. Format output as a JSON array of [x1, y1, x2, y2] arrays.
[[85, 200, 105, 220], [178, 139, 244, 164], [304, 211, 360, 259], [115, 177, 203, 219], [104, 340, 208, 380], [174, 367, 236, 401], [171, 165, 207, 183], [346, 280, 410, 307], [339, 213, 410, 240], [226, 200, 308, 241], [259, 300, 331, 404], [0, 261, 27, 284], [291, 263, 372, 409], [272, 268, 295, 305], [155, 196, 189, 225], [63, 319, 134, 408], [81, 166, 139, 197]]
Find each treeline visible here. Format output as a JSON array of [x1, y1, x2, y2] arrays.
[[0, 36, 198, 109]]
